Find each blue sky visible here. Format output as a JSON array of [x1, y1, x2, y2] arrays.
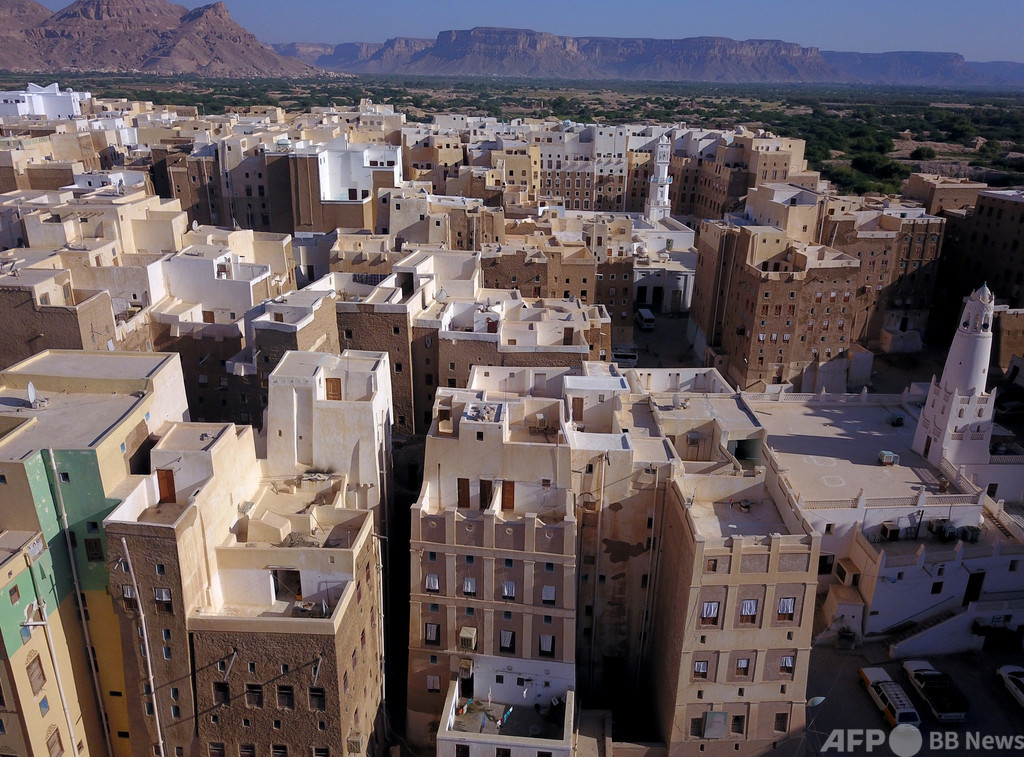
[[37, 0, 1024, 62]]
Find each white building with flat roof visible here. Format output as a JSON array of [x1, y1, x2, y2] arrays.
[[0, 83, 91, 120]]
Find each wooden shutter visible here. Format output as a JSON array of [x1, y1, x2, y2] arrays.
[[27, 654, 46, 696]]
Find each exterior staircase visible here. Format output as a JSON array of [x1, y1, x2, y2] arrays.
[[887, 609, 957, 647], [888, 609, 973, 658]]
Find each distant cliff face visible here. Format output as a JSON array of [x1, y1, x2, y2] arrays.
[[283, 26, 1024, 86], [7, 0, 315, 76]]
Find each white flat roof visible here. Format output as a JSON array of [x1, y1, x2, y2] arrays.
[[750, 400, 939, 501]]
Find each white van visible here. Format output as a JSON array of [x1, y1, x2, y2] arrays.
[[635, 308, 656, 331]]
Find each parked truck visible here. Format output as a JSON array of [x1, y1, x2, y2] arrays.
[[902, 660, 969, 723]]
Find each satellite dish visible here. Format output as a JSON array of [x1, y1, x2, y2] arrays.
[[192, 219, 199, 231], [27, 382, 36, 405], [435, 288, 448, 303], [807, 696, 826, 708]]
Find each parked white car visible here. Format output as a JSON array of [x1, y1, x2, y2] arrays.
[[997, 665, 1024, 709], [859, 667, 921, 728], [611, 346, 638, 368]]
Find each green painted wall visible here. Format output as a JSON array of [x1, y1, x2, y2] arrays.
[[46, 450, 120, 593], [0, 543, 60, 656]]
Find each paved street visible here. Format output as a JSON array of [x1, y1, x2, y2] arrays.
[[635, 312, 700, 369], [800, 642, 1024, 756]]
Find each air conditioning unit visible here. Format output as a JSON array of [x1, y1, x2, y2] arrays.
[[835, 558, 860, 588], [879, 522, 900, 542], [459, 626, 478, 651], [346, 733, 364, 754]]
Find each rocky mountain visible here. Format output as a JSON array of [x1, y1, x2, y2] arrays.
[[289, 26, 1024, 86], [1, 0, 51, 29], [271, 41, 336, 67], [0, 0, 51, 69], [2, 0, 314, 76]]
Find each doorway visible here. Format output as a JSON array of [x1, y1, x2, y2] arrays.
[[963, 571, 985, 606], [157, 469, 175, 503], [272, 569, 302, 602]]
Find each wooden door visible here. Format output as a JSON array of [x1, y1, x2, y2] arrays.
[[325, 377, 342, 401], [479, 479, 493, 510], [501, 479, 515, 511], [157, 469, 175, 503], [457, 477, 470, 508]]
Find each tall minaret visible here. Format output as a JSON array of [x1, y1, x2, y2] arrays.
[[912, 285, 996, 466], [644, 134, 673, 223]]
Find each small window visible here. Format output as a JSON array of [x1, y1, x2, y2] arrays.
[[308, 687, 326, 711], [499, 630, 515, 653], [59, 472, 70, 483], [46, 728, 62, 757], [9, 586, 19, 605], [777, 597, 796, 621], [541, 585, 556, 605], [425, 623, 440, 646], [84, 538, 104, 562], [245, 684, 263, 708], [277, 685, 294, 710], [693, 660, 708, 679], [774, 713, 788, 732], [213, 681, 230, 706], [27, 655, 46, 695]]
